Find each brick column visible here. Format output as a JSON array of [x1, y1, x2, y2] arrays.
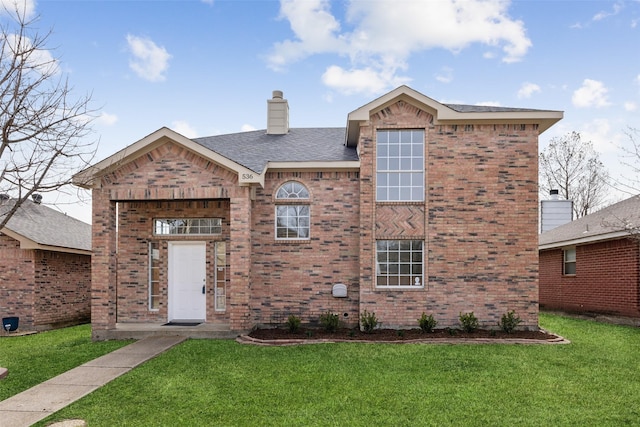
[[91, 188, 117, 340], [229, 188, 252, 331]]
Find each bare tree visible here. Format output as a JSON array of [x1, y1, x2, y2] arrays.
[[0, 4, 98, 228], [613, 127, 640, 193], [539, 131, 609, 218]]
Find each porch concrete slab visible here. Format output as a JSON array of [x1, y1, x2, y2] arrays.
[[0, 335, 186, 427]]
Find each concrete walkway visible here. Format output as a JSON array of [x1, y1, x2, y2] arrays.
[[0, 335, 186, 427]]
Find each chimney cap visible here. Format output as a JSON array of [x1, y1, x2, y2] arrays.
[[272, 90, 283, 99]]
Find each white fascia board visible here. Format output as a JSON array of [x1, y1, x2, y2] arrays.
[[539, 230, 631, 250], [264, 160, 361, 172], [1, 228, 91, 255]]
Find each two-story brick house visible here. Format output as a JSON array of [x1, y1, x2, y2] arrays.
[[74, 85, 562, 340]]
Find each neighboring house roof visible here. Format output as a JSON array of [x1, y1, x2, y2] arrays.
[[193, 127, 358, 173], [539, 195, 640, 250], [0, 199, 91, 254]]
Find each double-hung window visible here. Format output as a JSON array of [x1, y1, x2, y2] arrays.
[[563, 247, 576, 275], [377, 129, 424, 202], [275, 181, 310, 240], [376, 240, 424, 287]]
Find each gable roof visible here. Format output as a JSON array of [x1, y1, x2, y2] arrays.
[[346, 85, 563, 146], [74, 127, 359, 189], [0, 199, 91, 254], [539, 195, 640, 250]]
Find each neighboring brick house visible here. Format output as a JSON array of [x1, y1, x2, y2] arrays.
[[539, 195, 640, 319], [0, 197, 92, 331], [74, 85, 562, 340]]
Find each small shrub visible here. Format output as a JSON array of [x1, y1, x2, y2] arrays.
[[319, 311, 340, 332], [459, 311, 479, 333], [306, 330, 313, 338], [499, 310, 523, 333], [348, 329, 356, 337], [286, 315, 301, 333], [397, 330, 405, 338], [447, 327, 457, 336], [418, 313, 438, 333], [360, 310, 378, 333]]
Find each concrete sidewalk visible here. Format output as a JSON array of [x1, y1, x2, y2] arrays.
[[0, 335, 186, 427]]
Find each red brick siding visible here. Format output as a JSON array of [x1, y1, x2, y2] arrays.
[[0, 233, 90, 331], [358, 101, 539, 329], [0, 233, 36, 328], [250, 171, 360, 327], [540, 239, 640, 317], [32, 251, 91, 329]]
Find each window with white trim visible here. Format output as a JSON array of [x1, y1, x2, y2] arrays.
[[376, 129, 425, 202], [376, 240, 424, 287], [563, 247, 576, 275], [148, 242, 160, 310], [275, 181, 310, 240], [154, 218, 222, 235]]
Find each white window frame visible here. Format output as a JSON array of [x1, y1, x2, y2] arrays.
[[154, 218, 222, 236], [376, 129, 425, 202], [376, 240, 424, 288], [275, 181, 310, 240], [563, 247, 576, 276], [148, 241, 160, 310]]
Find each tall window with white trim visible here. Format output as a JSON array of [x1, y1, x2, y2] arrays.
[[275, 181, 310, 240], [376, 129, 425, 202]]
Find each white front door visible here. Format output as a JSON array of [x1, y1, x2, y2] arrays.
[[168, 242, 207, 322]]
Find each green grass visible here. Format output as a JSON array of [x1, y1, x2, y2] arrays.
[[28, 314, 640, 426], [0, 324, 131, 400]]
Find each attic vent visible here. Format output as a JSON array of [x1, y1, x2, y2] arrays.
[[267, 90, 289, 135], [0, 194, 9, 201]]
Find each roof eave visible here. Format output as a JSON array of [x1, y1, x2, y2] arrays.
[[1, 228, 91, 255], [539, 230, 631, 250], [345, 86, 563, 146], [73, 127, 262, 189]]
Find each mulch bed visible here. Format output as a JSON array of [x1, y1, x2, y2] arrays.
[[245, 326, 562, 344]]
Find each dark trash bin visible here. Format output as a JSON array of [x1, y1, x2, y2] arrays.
[[2, 317, 19, 332]]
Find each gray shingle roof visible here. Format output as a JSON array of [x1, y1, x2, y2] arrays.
[[539, 195, 640, 248], [193, 127, 358, 173], [444, 104, 554, 113], [1, 199, 91, 252]]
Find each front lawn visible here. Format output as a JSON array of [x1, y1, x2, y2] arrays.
[[0, 324, 131, 400], [38, 314, 640, 426]]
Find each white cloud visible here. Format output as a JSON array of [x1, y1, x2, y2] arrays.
[[321, 65, 410, 96], [97, 111, 118, 126], [268, 0, 531, 96], [624, 101, 638, 112], [171, 120, 197, 138], [435, 67, 453, 84], [517, 82, 541, 99], [126, 34, 172, 82], [0, 0, 36, 19], [241, 124, 256, 132], [593, 2, 623, 21], [572, 79, 612, 108], [476, 101, 502, 107]]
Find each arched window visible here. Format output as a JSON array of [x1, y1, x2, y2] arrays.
[[275, 181, 310, 240]]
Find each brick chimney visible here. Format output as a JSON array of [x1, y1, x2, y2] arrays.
[[267, 90, 289, 135]]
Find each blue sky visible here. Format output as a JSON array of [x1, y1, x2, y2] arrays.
[[5, 0, 640, 222]]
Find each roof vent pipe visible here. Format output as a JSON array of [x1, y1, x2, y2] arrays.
[[267, 90, 289, 135], [32, 193, 42, 204], [549, 189, 559, 200]]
